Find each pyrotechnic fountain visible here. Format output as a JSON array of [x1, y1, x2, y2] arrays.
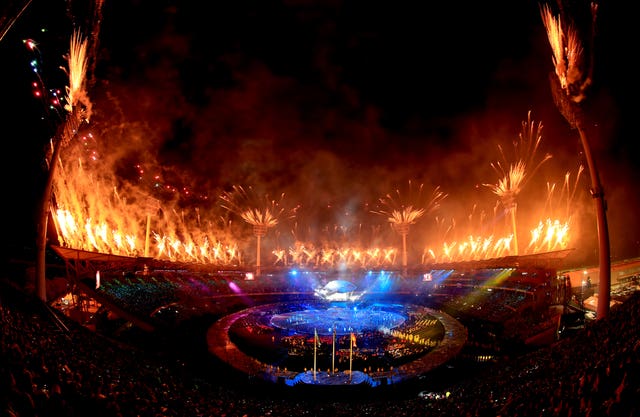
[[220, 185, 293, 276], [483, 112, 552, 256], [22, 13, 584, 302], [44, 108, 577, 276], [372, 182, 446, 272]]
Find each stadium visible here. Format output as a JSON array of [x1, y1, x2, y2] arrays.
[[2, 2, 638, 415], [48, 245, 572, 388], [3, 243, 639, 416]]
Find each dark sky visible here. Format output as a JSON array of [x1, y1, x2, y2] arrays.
[[1, 0, 637, 265]]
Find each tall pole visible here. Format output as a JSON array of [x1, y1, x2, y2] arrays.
[[397, 222, 410, 274], [402, 231, 408, 268], [313, 328, 318, 381], [35, 141, 62, 301], [35, 110, 82, 301], [35, 29, 92, 302], [576, 122, 610, 319], [144, 213, 151, 257], [332, 325, 336, 374], [143, 197, 160, 258], [550, 82, 611, 319], [256, 234, 262, 275], [253, 224, 267, 276], [541, 3, 611, 318], [508, 203, 519, 256], [349, 332, 355, 380]]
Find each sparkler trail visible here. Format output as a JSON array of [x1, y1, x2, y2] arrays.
[[544, 166, 584, 221], [0, 0, 32, 43]]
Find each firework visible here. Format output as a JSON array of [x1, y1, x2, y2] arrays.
[[372, 181, 446, 269], [220, 185, 292, 229], [483, 111, 551, 255], [220, 185, 295, 274], [540, 3, 590, 103], [28, 12, 588, 276], [544, 166, 584, 221], [63, 29, 92, 118]]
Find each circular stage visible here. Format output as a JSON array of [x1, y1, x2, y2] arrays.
[[207, 299, 467, 387]]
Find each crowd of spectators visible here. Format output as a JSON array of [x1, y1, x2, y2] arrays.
[[87, 268, 545, 326], [2, 268, 639, 416]]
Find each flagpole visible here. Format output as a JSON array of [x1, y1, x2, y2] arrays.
[[349, 332, 353, 380], [313, 328, 318, 381], [332, 325, 336, 375]]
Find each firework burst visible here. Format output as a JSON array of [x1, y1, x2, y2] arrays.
[[220, 185, 295, 274], [372, 182, 446, 226], [483, 111, 551, 255], [540, 3, 591, 103], [372, 181, 446, 269], [220, 185, 292, 229], [63, 29, 92, 118]]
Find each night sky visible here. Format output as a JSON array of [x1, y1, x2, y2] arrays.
[[1, 0, 636, 265]]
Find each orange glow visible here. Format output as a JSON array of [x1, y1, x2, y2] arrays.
[[49, 110, 578, 269]]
